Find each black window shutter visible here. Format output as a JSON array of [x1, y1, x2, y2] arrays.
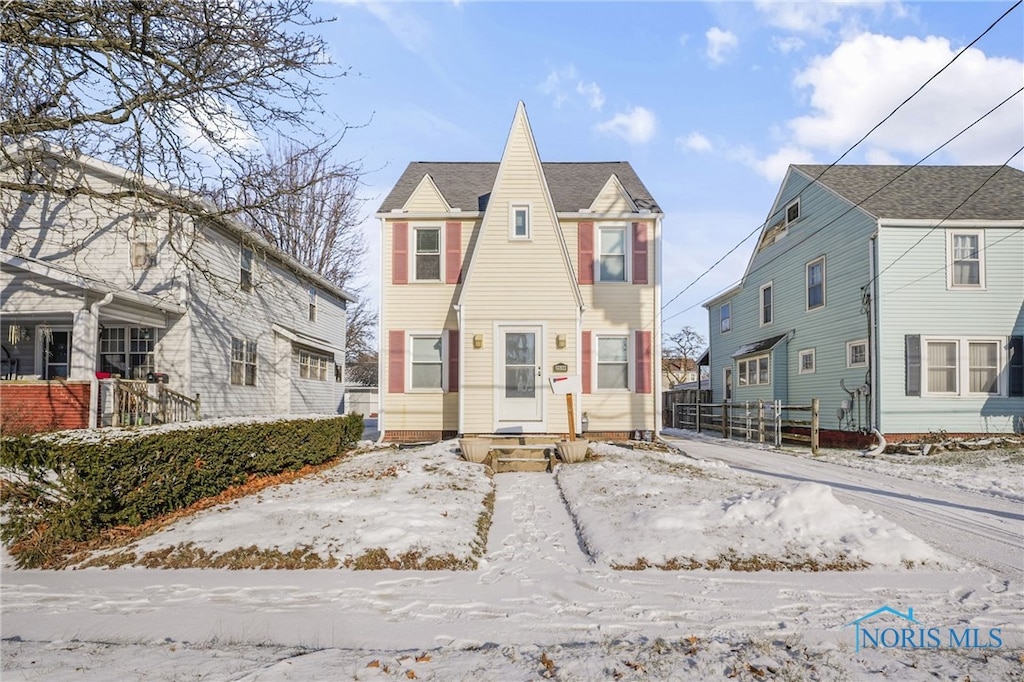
[[905, 335, 921, 396], [1010, 336, 1023, 398]]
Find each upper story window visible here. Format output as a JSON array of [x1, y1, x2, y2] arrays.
[[131, 242, 157, 269], [308, 288, 317, 322], [231, 337, 258, 386], [806, 257, 825, 310], [760, 282, 773, 326], [720, 301, 732, 333], [240, 247, 253, 292], [414, 227, 441, 281], [510, 204, 531, 240], [596, 335, 629, 390], [948, 230, 984, 288], [598, 226, 627, 282], [786, 198, 800, 224]]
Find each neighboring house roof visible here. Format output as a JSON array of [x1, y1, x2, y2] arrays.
[[379, 161, 662, 213], [792, 164, 1024, 221]]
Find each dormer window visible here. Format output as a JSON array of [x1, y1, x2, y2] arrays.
[[510, 204, 531, 240]]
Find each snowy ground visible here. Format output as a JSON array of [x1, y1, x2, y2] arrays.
[[2, 434, 1022, 680]]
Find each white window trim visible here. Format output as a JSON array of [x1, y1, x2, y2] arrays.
[[921, 336, 1005, 397], [720, 301, 732, 334], [785, 198, 801, 225], [596, 224, 631, 284], [593, 331, 633, 392], [407, 331, 447, 393], [509, 202, 532, 241], [759, 281, 773, 327], [308, 288, 317, 323], [240, 246, 254, 292], [736, 352, 771, 387], [806, 256, 826, 311], [411, 224, 444, 283], [798, 348, 816, 374], [230, 337, 258, 387], [723, 366, 733, 402], [946, 229, 986, 290], [298, 349, 331, 382], [847, 339, 868, 368]]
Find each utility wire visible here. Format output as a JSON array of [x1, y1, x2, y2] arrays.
[[659, 0, 1022, 327]]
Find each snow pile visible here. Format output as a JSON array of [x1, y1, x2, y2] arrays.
[[558, 447, 946, 569]]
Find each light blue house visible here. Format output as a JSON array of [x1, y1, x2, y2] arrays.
[[704, 164, 1023, 442]]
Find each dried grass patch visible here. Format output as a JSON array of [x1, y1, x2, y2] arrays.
[[613, 551, 869, 572]]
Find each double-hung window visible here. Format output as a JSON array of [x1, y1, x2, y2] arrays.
[[737, 354, 770, 386], [410, 334, 443, 390], [799, 348, 815, 374], [596, 335, 629, 390], [240, 247, 254, 292], [948, 230, 984, 288], [924, 338, 1001, 395], [308, 288, 317, 322], [231, 338, 258, 386], [598, 226, 627, 282], [760, 282, 773, 326], [414, 227, 441, 281], [720, 302, 732, 333], [299, 350, 330, 381], [806, 257, 825, 310], [99, 327, 156, 379]]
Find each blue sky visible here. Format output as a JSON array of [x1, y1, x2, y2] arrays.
[[308, 1, 1023, 342]]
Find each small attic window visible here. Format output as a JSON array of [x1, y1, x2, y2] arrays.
[[786, 199, 801, 225], [510, 203, 530, 240]]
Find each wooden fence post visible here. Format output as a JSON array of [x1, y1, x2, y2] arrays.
[[811, 398, 820, 455], [757, 399, 765, 444], [723, 402, 731, 440]]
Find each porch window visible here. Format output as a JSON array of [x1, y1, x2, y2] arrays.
[[299, 350, 330, 381], [596, 335, 629, 390], [231, 337, 258, 386], [99, 327, 155, 379], [410, 335, 443, 390], [737, 353, 770, 386], [414, 227, 441, 281], [598, 226, 627, 282]]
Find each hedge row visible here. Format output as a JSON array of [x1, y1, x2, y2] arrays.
[[0, 414, 364, 567]]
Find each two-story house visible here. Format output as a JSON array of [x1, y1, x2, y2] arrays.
[[376, 102, 662, 442], [0, 142, 356, 433], [704, 164, 1023, 443]]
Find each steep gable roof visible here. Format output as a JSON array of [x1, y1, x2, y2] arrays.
[[379, 161, 660, 213], [792, 164, 1023, 221]]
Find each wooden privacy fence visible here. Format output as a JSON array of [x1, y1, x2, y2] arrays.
[[108, 378, 201, 427], [671, 399, 819, 454]]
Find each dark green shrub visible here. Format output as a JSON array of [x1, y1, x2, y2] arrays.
[[0, 414, 364, 567]]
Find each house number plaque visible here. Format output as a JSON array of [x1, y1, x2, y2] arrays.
[[552, 362, 568, 373]]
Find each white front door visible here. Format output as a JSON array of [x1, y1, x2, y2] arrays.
[[496, 325, 544, 428]]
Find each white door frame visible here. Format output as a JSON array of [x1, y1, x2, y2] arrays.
[[493, 321, 546, 432]]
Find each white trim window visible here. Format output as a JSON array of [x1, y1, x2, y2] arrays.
[[510, 203, 531, 240], [99, 326, 156, 379], [596, 334, 630, 390], [847, 339, 868, 368], [785, 198, 800, 225], [231, 337, 258, 386], [947, 230, 984, 288], [799, 348, 815, 374], [759, 282, 773, 326], [737, 353, 770, 386], [131, 241, 157, 268], [923, 337, 1003, 396], [299, 350, 331, 381], [806, 257, 825, 310], [240, 246, 254, 292], [413, 226, 442, 281], [597, 225, 627, 282], [720, 301, 732, 334], [410, 334, 444, 391], [723, 366, 733, 402], [308, 288, 317, 323]]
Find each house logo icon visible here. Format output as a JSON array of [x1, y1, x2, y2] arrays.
[[844, 606, 920, 652]]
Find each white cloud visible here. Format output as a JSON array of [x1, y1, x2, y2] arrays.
[[706, 27, 739, 65], [538, 65, 579, 108], [733, 144, 816, 183], [789, 33, 1024, 164], [772, 36, 805, 54], [594, 106, 657, 144], [864, 148, 902, 165], [576, 81, 605, 111], [754, 0, 902, 36], [679, 132, 713, 153]]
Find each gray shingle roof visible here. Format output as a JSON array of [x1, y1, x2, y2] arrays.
[[792, 164, 1024, 221], [379, 161, 661, 213]]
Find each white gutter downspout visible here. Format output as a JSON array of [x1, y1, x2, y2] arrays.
[[454, 304, 465, 436], [88, 292, 115, 429], [653, 214, 663, 438], [576, 303, 584, 434]]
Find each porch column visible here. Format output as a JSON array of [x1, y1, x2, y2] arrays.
[[70, 308, 98, 381]]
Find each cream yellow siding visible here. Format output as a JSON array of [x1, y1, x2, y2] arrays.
[[402, 174, 451, 213], [588, 176, 636, 214]]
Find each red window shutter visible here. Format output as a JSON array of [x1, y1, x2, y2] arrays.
[[388, 330, 405, 394], [448, 329, 459, 392], [445, 221, 462, 284], [392, 222, 408, 285], [578, 222, 594, 284], [632, 222, 648, 285], [581, 331, 592, 394], [635, 330, 652, 393]]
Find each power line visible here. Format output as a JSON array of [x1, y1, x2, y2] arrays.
[[658, 0, 1022, 326]]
